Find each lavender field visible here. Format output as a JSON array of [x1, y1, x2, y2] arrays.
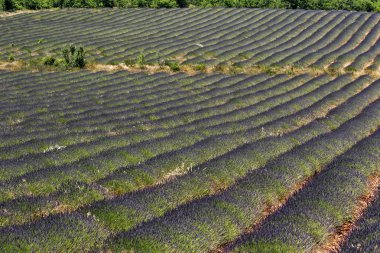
[[1, 8, 380, 73], [0, 7, 380, 253]]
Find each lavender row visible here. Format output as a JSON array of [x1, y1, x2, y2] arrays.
[[1, 9, 379, 72], [0, 74, 380, 251], [341, 187, 380, 252], [0, 74, 349, 195], [105, 90, 380, 253], [233, 130, 380, 252], [0, 72, 372, 228], [0, 212, 109, 252], [0, 74, 299, 179], [3, 71, 265, 156]]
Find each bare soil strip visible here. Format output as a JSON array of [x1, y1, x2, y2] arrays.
[[2, 60, 379, 78], [0, 10, 42, 18]]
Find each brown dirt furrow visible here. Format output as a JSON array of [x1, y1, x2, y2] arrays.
[[0, 60, 359, 77]]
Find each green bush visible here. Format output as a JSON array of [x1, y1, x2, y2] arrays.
[[1, 0, 379, 16], [124, 58, 135, 66], [198, 0, 288, 8], [136, 52, 145, 66], [73, 46, 85, 67], [53, 0, 113, 8], [194, 63, 206, 72], [43, 56, 56, 66], [62, 44, 75, 66], [8, 54, 15, 62], [61, 44, 86, 68], [1, 0, 14, 10], [151, 0, 178, 7], [165, 60, 181, 71]]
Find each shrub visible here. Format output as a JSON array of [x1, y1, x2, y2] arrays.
[[165, 60, 180, 72], [37, 38, 45, 44], [1, 0, 14, 10], [62, 44, 74, 66], [124, 58, 135, 66], [61, 44, 86, 68], [194, 63, 206, 72], [176, 0, 188, 6], [136, 52, 145, 67], [8, 54, 14, 62], [23, 0, 41, 9], [1, 0, 380, 11], [151, 0, 178, 7], [73, 46, 85, 68], [43, 56, 56, 66]]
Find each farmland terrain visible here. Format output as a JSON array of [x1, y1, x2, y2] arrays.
[[1, 8, 380, 75], [0, 8, 380, 253]]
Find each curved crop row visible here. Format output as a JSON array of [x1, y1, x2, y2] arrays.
[[103, 91, 380, 253], [0, 73, 356, 199], [1, 9, 379, 72], [0, 73, 372, 228], [1, 76, 378, 249], [341, 186, 380, 252], [233, 129, 380, 252]]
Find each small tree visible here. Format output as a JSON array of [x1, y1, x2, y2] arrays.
[[151, 0, 179, 7], [1, 0, 14, 11], [61, 44, 74, 66], [61, 44, 86, 68], [73, 46, 85, 68], [136, 52, 145, 67]]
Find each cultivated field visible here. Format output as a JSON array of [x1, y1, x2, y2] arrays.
[[1, 68, 380, 252], [0, 8, 380, 253], [1, 9, 380, 73]]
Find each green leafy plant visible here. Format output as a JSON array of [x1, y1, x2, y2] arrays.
[[1, 0, 380, 11], [8, 54, 14, 62], [194, 63, 206, 72], [164, 60, 180, 72], [37, 38, 45, 44], [1, 0, 13, 10], [136, 52, 145, 67], [73, 46, 85, 67], [61, 44, 86, 68], [43, 56, 56, 66], [124, 58, 135, 66], [151, 0, 178, 8]]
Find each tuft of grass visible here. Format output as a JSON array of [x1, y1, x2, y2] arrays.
[[37, 38, 45, 44], [194, 63, 206, 72], [107, 60, 118, 66], [137, 52, 145, 68], [42, 56, 56, 66], [8, 54, 15, 62], [164, 60, 181, 72], [345, 66, 357, 73], [124, 58, 135, 66]]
